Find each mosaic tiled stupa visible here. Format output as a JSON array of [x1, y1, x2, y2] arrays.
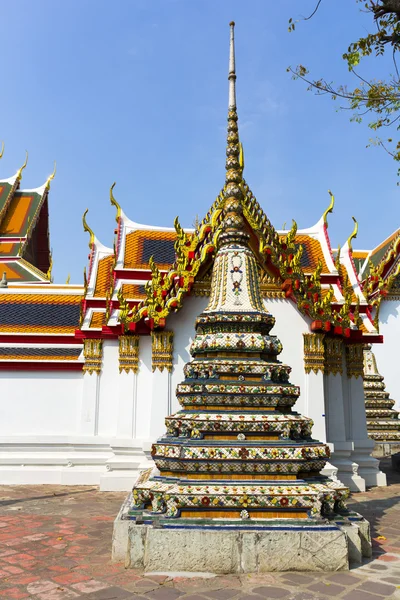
[[128, 22, 350, 524], [364, 345, 400, 447]]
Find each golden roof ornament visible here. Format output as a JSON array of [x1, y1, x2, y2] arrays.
[[45, 161, 56, 191], [110, 182, 121, 222], [0, 142, 4, 159], [347, 216, 358, 252], [322, 190, 335, 227], [17, 151, 28, 180], [82, 209, 95, 249]]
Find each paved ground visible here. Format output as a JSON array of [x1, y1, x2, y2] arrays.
[[1, 461, 400, 599]]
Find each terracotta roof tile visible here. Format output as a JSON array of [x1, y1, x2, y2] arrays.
[[0, 193, 39, 237], [89, 312, 106, 329], [293, 235, 328, 272], [124, 230, 177, 270], [94, 256, 114, 297], [0, 347, 82, 361], [0, 293, 81, 333], [121, 283, 146, 299]]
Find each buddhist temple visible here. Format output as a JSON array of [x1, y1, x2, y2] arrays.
[[363, 344, 400, 453], [0, 20, 398, 498]]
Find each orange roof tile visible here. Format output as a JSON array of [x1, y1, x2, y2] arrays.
[[94, 256, 114, 297], [89, 312, 106, 329], [0, 195, 34, 236], [124, 230, 177, 270], [293, 235, 328, 273], [121, 283, 146, 299], [0, 292, 81, 334], [0, 264, 26, 281]]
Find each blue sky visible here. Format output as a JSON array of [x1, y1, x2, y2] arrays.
[[0, 0, 398, 283]]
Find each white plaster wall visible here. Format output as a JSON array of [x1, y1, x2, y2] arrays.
[[0, 371, 82, 436], [263, 298, 312, 419], [97, 340, 119, 437], [375, 300, 400, 408], [169, 296, 209, 413], [135, 336, 153, 441]]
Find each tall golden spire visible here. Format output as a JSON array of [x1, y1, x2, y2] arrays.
[[220, 22, 248, 247]]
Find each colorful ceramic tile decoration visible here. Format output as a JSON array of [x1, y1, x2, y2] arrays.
[[128, 23, 350, 525], [363, 344, 400, 444]]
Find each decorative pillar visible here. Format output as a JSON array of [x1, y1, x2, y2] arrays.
[[346, 343, 386, 487], [149, 331, 174, 441], [80, 339, 103, 435], [101, 335, 143, 490], [83, 339, 103, 375], [324, 338, 364, 491], [116, 335, 140, 438], [152, 330, 174, 374], [303, 334, 326, 442]]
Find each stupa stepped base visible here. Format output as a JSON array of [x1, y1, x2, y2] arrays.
[[112, 494, 371, 572]]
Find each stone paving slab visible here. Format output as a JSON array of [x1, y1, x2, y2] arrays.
[[0, 459, 400, 599]]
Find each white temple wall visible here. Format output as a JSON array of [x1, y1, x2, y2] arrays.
[[375, 299, 400, 408], [0, 293, 385, 490], [135, 336, 153, 442], [169, 296, 209, 414], [98, 340, 119, 437], [262, 298, 327, 433], [0, 370, 82, 436]]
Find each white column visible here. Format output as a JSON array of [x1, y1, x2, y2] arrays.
[[79, 339, 103, 436], [79, 372, 100, 436], [101, 335, 151, 491], [302, 333, 335, 479], [148, 331, 174, 443], [346, 344, 387, 487], [324, 338, 365, 491]]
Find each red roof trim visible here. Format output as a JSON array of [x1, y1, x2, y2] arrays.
[[0, 362, 83, 371]]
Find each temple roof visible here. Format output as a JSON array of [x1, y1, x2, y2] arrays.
[[0, 284, 83, 368], [0, 151, 55, 283]]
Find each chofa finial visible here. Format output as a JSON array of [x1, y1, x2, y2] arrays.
[[0, 142, 4, 159], [110, 182, 121, 222], [45, 161, 57, 190], [17, 151, 28, 179], [82, 209, 95, 249], [322, 190, 335, 227], [347, 216, 358, 251]]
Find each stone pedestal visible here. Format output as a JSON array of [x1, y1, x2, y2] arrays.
[[112, 494, 371, 573]]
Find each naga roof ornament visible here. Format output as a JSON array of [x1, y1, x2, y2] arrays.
[[45, 161, 57, 191], [16, 151, 28, 180], [322, 191, 335, 227], [82, 209, 95, 249]]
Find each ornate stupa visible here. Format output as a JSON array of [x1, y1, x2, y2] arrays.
[[363, 345, 400, 448], [128, 22, 349, 525]]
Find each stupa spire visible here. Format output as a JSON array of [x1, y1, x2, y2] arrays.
[[221, 22, 247, 247], [228, 21, 236, 109]]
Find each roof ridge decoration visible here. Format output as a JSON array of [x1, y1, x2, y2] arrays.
[[0, 142, 4, 159], [16, 151, 28, 181], [363, 230, 400, 324], [322, 191, 334, 227], [110, 182, 121, 222], [45, 161, 56, 191], [347, 216, 358, 252]]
